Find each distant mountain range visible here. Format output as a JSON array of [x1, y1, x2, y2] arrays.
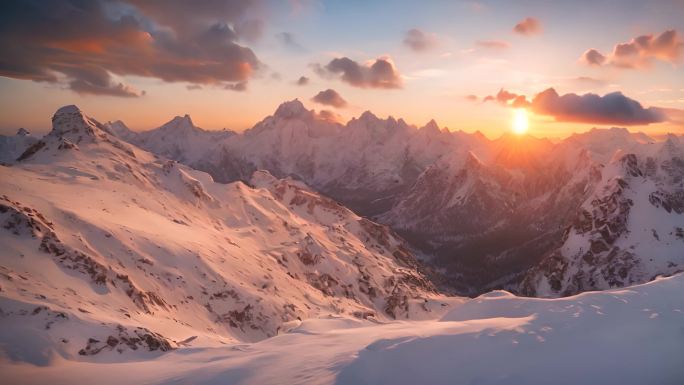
[[2, 101, 683, 300]]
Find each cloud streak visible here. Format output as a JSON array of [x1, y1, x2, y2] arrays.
[[276, 32, 305, 52], [476, 40, 510, 50]]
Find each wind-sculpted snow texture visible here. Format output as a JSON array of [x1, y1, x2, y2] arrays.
[[2, 274, 683, 385]]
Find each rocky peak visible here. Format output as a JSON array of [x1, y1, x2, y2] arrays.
[[174, 114, 193, 124], [105, 120, 135, 139], [16, 128, 30, 136], [606, 126, 629, 134], [358, 110, 379, 123], [661, 134, 681, 156], [464, 151, 484, 170], [273, 99, 310, 119], [54, 104, 81, 116], [664, 133, 680, 144], [162, 115, 196, 132], [421, 119, 440, 135], [50, 105, 103, 139], [250, 169, 278, 188]]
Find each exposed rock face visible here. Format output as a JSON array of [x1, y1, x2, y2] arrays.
[[522, 148, 684, 297], [78, 325, 174, 356], [17, 105, 136, 162], [379, 137, 596, 295]]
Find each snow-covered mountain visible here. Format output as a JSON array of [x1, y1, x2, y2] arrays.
[[109, 100, 488, 216], [0, 105, 442, 363], [0, 128, 39, 164], [382, 127, 684, 296], [521, 133, 684, 296], [2, 105, 683, 385], [105, 103, 684, 297], [104, 116, 235, 165]]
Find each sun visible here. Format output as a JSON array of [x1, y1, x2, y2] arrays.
[[512, 109, 529, 135]]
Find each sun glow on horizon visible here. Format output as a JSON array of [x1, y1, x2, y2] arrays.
[[512, 109, 529, 135]]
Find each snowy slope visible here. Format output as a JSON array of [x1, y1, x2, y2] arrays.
[[2, 273, 682, 385], [0, 105, 442, 364]]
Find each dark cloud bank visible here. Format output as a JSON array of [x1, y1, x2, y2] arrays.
[[485, 88, 668, 126], [0, 0, 265, 96]]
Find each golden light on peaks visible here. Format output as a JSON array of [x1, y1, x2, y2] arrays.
[[512, 109, 529, 135]]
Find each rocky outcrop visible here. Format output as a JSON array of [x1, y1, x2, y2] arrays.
[[522, 151, 684, 297], [79, 325, 174, 356]]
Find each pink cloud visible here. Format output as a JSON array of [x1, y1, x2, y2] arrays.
[[513, 17, 542, 36], [580, 30, 683, 70]]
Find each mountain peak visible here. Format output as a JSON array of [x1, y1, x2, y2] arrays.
[[105, 120, 135, 140], [16, 128, 30, 136], [588, 126, 630, 138], [54, 105, 82, 116], [50, 104, 103, 138], [659, 133, 682, 158], [274, 99, 309, 119], [464, 150, 483, 169], [421, 119, 440, 134], [358, 110, 379, 122], [250, 169, 278, 188], [169, 114, 194, 125], [609, 126, 630, 134], [158, 114, 199, 134], [664, 133, 680, 145]]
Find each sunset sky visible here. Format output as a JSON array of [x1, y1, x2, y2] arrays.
[[1, 0, 683, 138]]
